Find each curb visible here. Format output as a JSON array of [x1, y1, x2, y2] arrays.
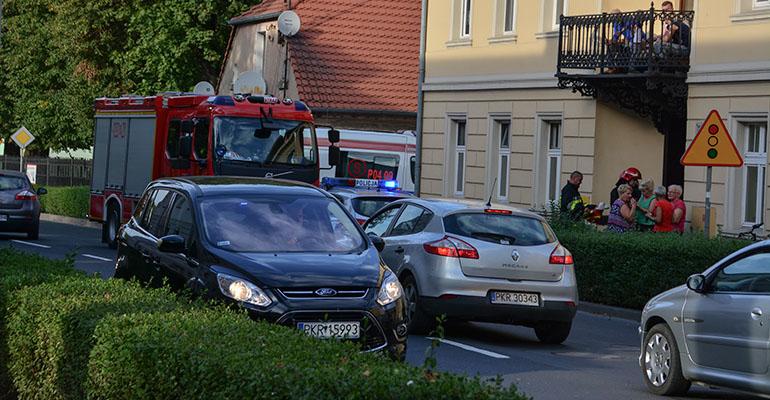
[[579, 302, 641, 322], [40, 213, 101, 229]]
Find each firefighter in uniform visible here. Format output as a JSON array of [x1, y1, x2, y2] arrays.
[[560, 171, 585, 219]]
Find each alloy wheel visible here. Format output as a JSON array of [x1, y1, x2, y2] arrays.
[[645, 333, 672, 387]]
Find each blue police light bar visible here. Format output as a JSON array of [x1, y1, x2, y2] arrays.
[[321, 177, 400, 191]]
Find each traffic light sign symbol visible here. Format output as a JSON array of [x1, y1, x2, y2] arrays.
[[681, 110, 743, 167]]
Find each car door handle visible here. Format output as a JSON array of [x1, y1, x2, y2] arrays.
[[751, 308, 763, 320], [394, 247, 405, 254]]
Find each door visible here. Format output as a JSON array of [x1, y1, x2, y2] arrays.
[[364, 204, 403, 269], [382, 204, 433, 275], [136, 188, 175, 286], [156, 192, 199, 291], [683, 251, 770, 375]]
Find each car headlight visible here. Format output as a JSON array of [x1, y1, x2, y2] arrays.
[[377, 270, 403, 306], [216, 273, 272, 307]]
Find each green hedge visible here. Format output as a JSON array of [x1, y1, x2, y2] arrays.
[[88, 309, 525, 400], [1, 251, 526, 400], [6, 278, 184, 400], [555, 226, 750, 309], [0, 248, 83, 400], [38, 186, 90, 219]]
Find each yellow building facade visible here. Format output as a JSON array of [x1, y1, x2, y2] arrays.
[[420, 0, 770, 234]]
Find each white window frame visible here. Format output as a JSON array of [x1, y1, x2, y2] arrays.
[[454, 119, 467, 196], [497, 120, 511, 200], [503, 0, 517, 34], [755, 0, 770, 10], [545, 121, 562, 204], [552, 0, 567, 31], [740, 122, 768, 226], [460, 0, 472, 38]]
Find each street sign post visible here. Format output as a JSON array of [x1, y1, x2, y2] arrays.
[[10, 126, 35, 172], [681, 110, 743, 238]]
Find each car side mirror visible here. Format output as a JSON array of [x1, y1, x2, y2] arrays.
[[36, 187, 48, 195], [178, 135, 193, 158], [157, 235, 186, 254], [328, 145, 341, 167], [368, 233, 385, 252], [327, 128, 340, 144], [686, 274, 706, 293]]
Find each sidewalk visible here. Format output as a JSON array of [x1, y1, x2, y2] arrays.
[[579, 302, 641, 322], [40, 213, 100, 229]]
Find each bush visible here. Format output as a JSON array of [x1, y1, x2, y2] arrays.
[[38, 186, 90, 219], [6, 278, 184, 400], [87, 308, 526, 400], [555, 226, 750, 309], [0, 248, 83, 400]]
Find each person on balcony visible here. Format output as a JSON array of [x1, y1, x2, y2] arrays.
[[654, 1, 690, 57]]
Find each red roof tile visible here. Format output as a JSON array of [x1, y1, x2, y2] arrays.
[[233, 0, 420, 114]]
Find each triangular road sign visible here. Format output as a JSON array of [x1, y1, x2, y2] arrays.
[[681, 110, 743, 167]]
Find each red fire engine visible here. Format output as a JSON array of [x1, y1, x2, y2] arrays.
[[89, 93, 339, 248]]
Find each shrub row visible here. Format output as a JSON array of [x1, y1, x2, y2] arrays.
[[554, 225, 750, 309], [1, 251, 527, 400], [38, 186, 90, 219]]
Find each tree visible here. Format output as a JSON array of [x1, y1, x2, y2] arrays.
[[0, 0, 257, 152]]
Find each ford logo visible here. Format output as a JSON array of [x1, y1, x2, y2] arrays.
[[315, 288, 337, 297], [511, 250, 520, 262]]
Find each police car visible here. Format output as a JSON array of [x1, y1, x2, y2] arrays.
[[321, 178, 412, 224]]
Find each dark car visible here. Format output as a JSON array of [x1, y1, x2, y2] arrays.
[[0, 170, 47, 239], [114, 176, 408, 359]]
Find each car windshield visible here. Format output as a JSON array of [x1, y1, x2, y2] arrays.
[[443, 213, 556, 246], [214, 117, 316, 165], [0, 175, 27, 190], [199, 195, 365, 253], [351, 197, 402, 217]]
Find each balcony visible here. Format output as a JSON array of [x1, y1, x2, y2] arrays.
[[555, 5, 694, 185]]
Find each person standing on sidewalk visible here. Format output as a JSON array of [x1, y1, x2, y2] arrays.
[[611, 167, 642, 203], [607, 184, 637, 233], [635, 178, 656, 232], [668, 184, 686, 234], [560, 171, 585, 219], [650, 186, 674, 233]]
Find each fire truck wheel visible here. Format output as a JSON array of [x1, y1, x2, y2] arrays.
[[104, 206, 120, 249]]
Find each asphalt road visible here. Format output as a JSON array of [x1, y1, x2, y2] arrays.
[[1, 220, 763, 400]]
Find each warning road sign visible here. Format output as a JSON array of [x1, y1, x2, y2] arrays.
[[681, 110, 743, 167]]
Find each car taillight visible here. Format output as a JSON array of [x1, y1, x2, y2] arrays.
[[484, 208, 512, 215], [549, 245, 574, 265], [423, 236, 479, 259], [15, 190, 37, 201]]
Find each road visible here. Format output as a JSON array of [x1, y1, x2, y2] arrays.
[[1, 220, 763, 400]]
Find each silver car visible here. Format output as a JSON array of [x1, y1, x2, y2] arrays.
[[363, 198, 578, 344], [640, 241, 770, 396]]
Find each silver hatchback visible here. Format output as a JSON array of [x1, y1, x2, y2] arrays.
[[640, 241, 770, 396], [364, 198, 578, 344]]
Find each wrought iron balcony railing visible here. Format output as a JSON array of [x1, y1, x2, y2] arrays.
[[557, 6, 694, 75]]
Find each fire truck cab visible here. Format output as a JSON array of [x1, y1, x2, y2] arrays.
[[90, 93, 337, 248]]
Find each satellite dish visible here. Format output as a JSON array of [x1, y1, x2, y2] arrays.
[[278, 11, 301, 37], [193, 81, 216, 95], [233, 71, 267, 95]]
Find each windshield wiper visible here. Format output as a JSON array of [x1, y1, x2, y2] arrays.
[[471, 231, 516, 244]]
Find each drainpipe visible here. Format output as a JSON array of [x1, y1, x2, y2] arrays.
[[414, 0, 428, 196]]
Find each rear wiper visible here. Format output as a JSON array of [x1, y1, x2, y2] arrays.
[[471, 231, 516, 244]]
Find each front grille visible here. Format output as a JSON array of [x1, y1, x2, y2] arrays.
[[277, 310, 387, 351], [277, 287, 369, 299]]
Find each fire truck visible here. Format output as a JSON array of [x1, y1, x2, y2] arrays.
[[89, 93, 339, 248]]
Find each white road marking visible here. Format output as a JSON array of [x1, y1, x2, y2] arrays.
[[11, 240, 51, 249], [426, 337, 510, 359], [82, 254, 113, 262]]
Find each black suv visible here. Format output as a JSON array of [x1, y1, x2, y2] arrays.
[[114, 176, 408, 359]]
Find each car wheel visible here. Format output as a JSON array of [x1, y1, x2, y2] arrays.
[[534, 320, 572, 344], [104, 206, 120, 249], [401, 275, 434, 334], [642, 323, 691, 396], [27, 221, 39, 240]]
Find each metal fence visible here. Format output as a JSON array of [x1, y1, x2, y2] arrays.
[[0, 156, 92, 187]]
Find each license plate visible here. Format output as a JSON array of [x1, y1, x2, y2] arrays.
[[355, 179, 379, 188], [490, 291, 540, 306], [297, 321, 360, 339], [0, 215, 7, 222]]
